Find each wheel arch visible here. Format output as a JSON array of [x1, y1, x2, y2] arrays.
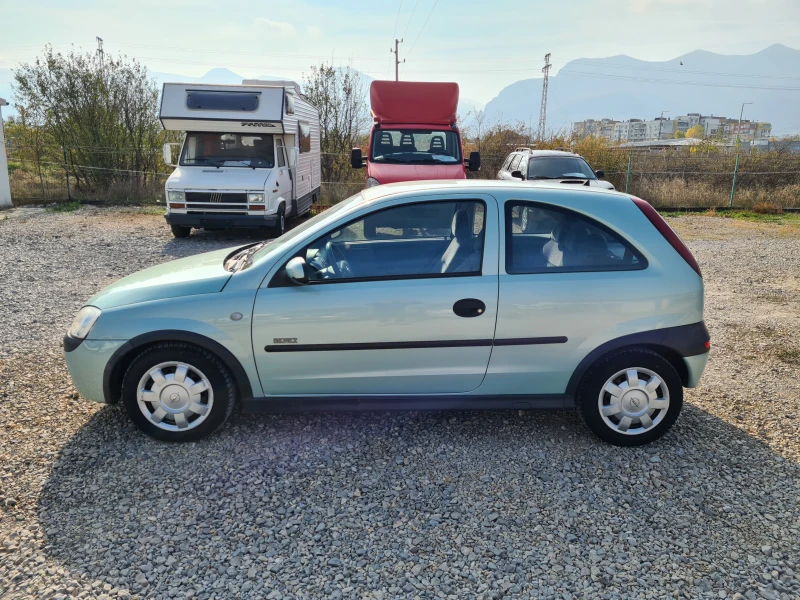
[[103, 330, 254, 404], [565, 323, 709, 397]]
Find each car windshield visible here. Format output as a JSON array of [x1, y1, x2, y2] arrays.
[[246, 193, 366, 267], [528, 156, 596, 180], [180, 132, 275, 169], [371, 129, 461, 165]]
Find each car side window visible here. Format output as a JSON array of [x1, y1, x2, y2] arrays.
[[508, 154, 522, 172], [517, 156, 528, 177], [276, 140, 286, 168], [501, 154, 513, 172], [297, 200, 486, 282], [505, 201, 646, 274]]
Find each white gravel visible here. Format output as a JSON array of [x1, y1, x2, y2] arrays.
[[1, 208, 799, 600]]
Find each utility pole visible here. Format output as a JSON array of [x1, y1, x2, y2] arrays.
[[390, 39, 405, 81], [96, 36, 104, 70], [737, 101, 754, 144], [537, 53, 551, 141], [657, 109, 670, 140]]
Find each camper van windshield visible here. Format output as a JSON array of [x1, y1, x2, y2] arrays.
[[370, 129, 461, 165], [180, 133, 275, 169]]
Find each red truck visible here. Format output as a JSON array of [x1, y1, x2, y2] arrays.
[[351, 81, 480, 186]]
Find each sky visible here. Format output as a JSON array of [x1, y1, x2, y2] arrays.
[[1, 0, 799, 106]]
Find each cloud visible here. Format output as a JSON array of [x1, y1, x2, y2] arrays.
[[306, 25, 322, 39], [254, 18, 296, 38]]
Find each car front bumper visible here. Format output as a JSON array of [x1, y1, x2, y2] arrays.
[[165, 213, 279, 229], [64, 339, 128, 403]]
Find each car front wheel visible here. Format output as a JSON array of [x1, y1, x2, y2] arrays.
[[170, 224, 191, 238], [121, 342, 237, 441], [576, 348, 683, 446]]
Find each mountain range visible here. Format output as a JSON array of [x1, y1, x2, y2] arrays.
[[1, 44, 798, 135]]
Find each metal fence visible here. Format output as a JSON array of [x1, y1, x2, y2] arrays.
[[6, 144, 800, 209]]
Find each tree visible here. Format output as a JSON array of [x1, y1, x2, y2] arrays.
[[13, 45, 167, 190], [303, 65, 370, 188], [674, 130, 686, 139], [685, 125, 705, 139]]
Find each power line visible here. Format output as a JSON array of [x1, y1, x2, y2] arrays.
[[392, 0, 403, 40], [402, 0, 420, 39], [406, 0, 439, 58]]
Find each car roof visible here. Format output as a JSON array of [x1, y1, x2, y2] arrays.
[[513, 150, 580, 158], [359, 179, 626, 205]]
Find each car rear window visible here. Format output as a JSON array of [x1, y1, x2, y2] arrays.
[[505, 201, 647, 274]]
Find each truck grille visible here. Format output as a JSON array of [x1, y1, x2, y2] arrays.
[[185, 192, 247, 204]]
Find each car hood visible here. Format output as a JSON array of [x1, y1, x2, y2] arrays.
[[368, 162, 466, 184], [88, 247, 236, 309], [526, 178, 615, 190], [167, 166, 271, 191]]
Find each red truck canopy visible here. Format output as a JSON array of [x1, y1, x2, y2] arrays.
[[370, 81, 459, 126]]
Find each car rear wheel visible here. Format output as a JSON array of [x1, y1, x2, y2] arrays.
[[576, 348, 683, 446], [121, 342, 237, 442], [170, 224, 191, 238]]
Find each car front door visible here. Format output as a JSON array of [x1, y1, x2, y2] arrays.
[[251, 195, 499, 396], [273, 137, 293, 214]]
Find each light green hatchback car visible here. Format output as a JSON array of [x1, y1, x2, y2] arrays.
[[64, 181, 709, 446]]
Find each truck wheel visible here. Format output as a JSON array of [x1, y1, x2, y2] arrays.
[[273, 205, 286, 237], [170, 224, 191, 238]]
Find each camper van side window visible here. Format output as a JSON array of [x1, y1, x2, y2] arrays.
[[186, 91, 260, 112], [285, 93, 296, 115], [298, 121, 312, 153]]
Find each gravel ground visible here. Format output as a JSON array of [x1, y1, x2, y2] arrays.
[[1, 207, 799, 600]]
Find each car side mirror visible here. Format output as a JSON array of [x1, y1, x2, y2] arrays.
[[511, 170, 524, 180], [163, 143, 179, 168], [351, 148, 364, 169], [285, 256, 309, 285], [467, 151, 481, 172], [595, 170, 605, 179]]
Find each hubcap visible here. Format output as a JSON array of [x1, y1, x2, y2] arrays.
[[598, 367, 670, 435], [137, 361, 214, 432]]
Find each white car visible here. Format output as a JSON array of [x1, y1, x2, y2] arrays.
[[497, 149, 615, 190]]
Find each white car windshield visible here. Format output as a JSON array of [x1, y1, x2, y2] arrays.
[[528, 157, 596, 180]]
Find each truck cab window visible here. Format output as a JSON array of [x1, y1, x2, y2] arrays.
[[179, 133, 275, 169], [370, 129, 461, 165]]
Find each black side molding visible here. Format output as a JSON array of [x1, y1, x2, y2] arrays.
[[265, 337, 569, 353], [242, 394, 572, 413]]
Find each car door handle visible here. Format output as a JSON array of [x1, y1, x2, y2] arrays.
[[453, 298, 486, 318]]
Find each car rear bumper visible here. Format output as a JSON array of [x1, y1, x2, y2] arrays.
[[165, 213, 278, 229], [683, 352, 710, 388]]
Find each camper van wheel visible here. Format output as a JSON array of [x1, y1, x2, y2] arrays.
[[170, 225, 191, 238], [273, 206, 286, 237]]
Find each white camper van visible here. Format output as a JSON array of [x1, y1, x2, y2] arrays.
[[159, 80, 321, 238]]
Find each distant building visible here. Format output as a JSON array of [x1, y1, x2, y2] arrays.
[[574, 112, 771, 144]]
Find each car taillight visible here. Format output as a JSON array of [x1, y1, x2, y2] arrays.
[[630, 196, 702, 277]]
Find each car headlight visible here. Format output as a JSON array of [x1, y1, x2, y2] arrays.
[[248, 193, 265, 203], [168, 190, 185, 203], [68, 306, 102, 340], [366, 177, 380, 188]]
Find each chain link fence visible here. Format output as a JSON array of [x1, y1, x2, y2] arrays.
[[6, 143, 800, 210]]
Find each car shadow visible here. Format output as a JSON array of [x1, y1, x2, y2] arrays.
[[37, 404, 799, 597]]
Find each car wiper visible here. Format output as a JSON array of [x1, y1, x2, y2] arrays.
[[187, 157, 224, 169], [529, 175, 559, 180]]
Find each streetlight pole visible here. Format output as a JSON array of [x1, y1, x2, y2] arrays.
[[737, 101, 754, 144], [657, 110, 670, 140]]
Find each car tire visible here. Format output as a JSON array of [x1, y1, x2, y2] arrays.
[[120, 342, 237, 442], [576, 347, 683, 446], [170, 224, 191, 238], [273, 205, 286, 237]]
